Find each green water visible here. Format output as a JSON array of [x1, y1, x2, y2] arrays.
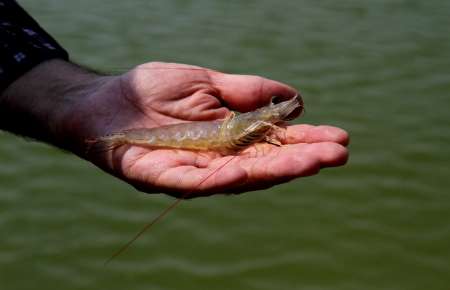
[[1, 1, 449, 289]]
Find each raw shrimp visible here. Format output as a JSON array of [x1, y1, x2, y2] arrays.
[[87, 95, 304, 155]]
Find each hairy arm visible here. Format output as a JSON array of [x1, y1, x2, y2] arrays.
[[0, 60, 111, 154]]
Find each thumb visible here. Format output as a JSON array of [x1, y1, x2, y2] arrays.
[[208, 71, 299, 112]]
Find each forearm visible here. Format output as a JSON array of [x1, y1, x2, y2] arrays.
[[0, 59, 108, 154], [0, 1, 104, 154]]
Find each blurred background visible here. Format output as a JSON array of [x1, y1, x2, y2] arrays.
[[1, 0, 449, 289]]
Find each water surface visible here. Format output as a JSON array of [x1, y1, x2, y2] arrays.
[[1, 1, 449, 289]]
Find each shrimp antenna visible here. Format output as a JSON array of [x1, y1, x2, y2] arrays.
[[104, 197, 183, 265], [104, 155, 237, 265]]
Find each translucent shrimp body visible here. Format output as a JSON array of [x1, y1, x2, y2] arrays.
[[87, 95, 303, 155]]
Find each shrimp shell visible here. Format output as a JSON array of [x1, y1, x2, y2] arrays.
[[86, 95, 303, 155]]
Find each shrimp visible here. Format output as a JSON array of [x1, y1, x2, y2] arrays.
[[87, 95, 304, 155], [96, 95, 304, 264]]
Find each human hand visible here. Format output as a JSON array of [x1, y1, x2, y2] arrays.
[[73, 62, 349, 197]]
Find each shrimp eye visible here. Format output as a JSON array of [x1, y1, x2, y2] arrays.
[[271, 96, 283, 104]]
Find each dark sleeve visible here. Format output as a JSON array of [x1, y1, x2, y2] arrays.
[[0, 0, 69, 93]]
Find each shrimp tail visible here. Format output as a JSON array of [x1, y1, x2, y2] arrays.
[[85, 133, 127, 156]]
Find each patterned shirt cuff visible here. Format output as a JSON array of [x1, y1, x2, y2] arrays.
[[0, 0, 69, 93]]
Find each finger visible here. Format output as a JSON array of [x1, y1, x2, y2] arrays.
[[245, 143, 343, 179], [230, 142, 349, 193], [298, 142, 349, 168], [208, 71, 299, 112], [283, 125, 350, 146]]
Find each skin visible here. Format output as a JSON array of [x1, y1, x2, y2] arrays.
[[0, 59, 349, 198]]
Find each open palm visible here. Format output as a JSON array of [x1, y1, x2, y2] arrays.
[[80, 62, 348, 198]]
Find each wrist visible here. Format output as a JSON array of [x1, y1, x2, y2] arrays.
[[0, 59, 112, 155]]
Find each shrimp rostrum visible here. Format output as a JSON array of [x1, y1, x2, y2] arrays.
[[86, 95, 304, 155]]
